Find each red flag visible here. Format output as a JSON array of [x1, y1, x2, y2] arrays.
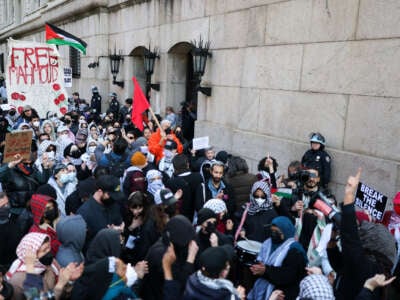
[[131, 77, 150, 131]]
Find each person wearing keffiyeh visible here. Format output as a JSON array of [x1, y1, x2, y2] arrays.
[[234, 181, 278, 243], [296, 274, 335, 300], [6, 232, 60, 299]]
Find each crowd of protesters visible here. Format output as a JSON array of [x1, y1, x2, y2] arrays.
[[0, 90, 398, 300]]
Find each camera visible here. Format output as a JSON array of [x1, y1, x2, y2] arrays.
[[291, 170, 311, 184]]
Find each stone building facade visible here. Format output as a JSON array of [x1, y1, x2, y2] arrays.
[[0, 0, 399, 202]]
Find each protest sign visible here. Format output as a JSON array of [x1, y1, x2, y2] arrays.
[[5, 38, 69, 117], [64, 67, 72, 87], [192, 136, 210, 151], [3, 130, 33, 163], [355, 182, 387, 221]]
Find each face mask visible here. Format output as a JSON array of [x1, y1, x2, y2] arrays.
[[32, 121, 40, 127], [39, 252, 53, 266], [70, 149, 81, 158], [67, 172, 76, 182], [46, 151, 55, 160], [254, 197, 266, 206], [64, 119, 71, 125], [9, 110, 16, 116], [205, 221, 216, 235], [270, 230, 284, 244], [164, 150, 175, 160], [125, 263, 137, 287], [44, 208, 58, 222], [101, 197, 115, 206], [88, 146, 96, 153], [59, 173, 70, 184]]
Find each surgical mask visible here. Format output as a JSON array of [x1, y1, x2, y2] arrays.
[[67, 172, 76, 182], [59, 173, 74, 184], [125, 263, 137, 287], [47, 151, 55, 160], [39, 252, 53, 266], [88, 146, 96, 153], [254, 197, 266, 206], [32, 121, 40, 127], [270, 230, 284, 244]]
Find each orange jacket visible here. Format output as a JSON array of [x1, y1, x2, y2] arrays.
[[148, 128, 183, 163]]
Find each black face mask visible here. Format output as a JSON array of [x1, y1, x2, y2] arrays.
[[205, 221, 216, 235], [9, 110, 16, 116], [44, 208, 58, 222], [101, 197, 115, 206], [70, 149, 81, 158], [39, 252, 53, 266], [270, 230, 284, 244], [64, 119, 71, 125]]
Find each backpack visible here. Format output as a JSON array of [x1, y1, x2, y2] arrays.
[[106, 152, 129, 178]]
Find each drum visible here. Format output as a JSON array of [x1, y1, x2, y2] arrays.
[[236, 240, 262, 266]]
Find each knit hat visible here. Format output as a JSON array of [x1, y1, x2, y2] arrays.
[[203, 199, 227, 214], [130, 152, 147, 168], [298, 274, 335, 299], [23, 105, 32, 112], [199, 245, 234, 278], [359, 221, 397, 265], [197, 208, 217, 225], [53, 163, 67, 176], [216, 151, 230, 164], [36, 184, 57, 200], [159, 188, 178, 206], [165, 215, 195, 247]]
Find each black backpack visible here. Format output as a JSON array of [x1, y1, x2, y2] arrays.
[[106, 152, 129, 178]]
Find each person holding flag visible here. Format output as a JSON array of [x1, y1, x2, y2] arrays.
[[131, 77, 183, 164]]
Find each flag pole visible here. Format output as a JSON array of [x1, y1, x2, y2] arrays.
[[147, 106, 165, 135]]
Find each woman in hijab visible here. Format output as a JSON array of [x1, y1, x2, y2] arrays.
[[40, 120, 56, 141], [248, 216, 307, 300], [235, 181, 278, 243], [6, 232, 60, 300]]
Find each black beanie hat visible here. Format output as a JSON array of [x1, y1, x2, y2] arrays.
[[200, 245, 234, 278], [165, 215, 195, 247], [36, 184, 57, 199], [197, 208, 217, 225]]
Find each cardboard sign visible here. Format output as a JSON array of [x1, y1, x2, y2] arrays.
[[64, 67, 72, 87], [192, 136, 210, 151], [5, 38, 69, 117], [355, 182, 388, 221], [3, 130, 33, 163]]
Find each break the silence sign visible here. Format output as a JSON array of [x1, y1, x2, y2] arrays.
[[355, 182, 387, 221], [5, 38, 69, 117]]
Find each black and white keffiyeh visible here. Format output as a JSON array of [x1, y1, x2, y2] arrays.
[[297, 274, 334, 300]]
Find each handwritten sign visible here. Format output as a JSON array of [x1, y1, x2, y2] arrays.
[[3, 130, 33, 163], [355, 182, 387, 221], [5, 38, 68, 117], [192, 136, 210, 151]]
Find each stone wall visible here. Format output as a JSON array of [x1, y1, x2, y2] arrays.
[[0, 0, 399, 202]]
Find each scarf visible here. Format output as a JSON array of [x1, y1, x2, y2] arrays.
[[307, 211, 327, 266], [6, 232, 59, 279], [196, 270, 239, 298], [248, 181, 273, 216], [248, 238, 295, 300]]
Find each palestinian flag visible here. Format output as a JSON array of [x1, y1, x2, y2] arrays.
[[271, 188, 293, 199], [45, 23, 87, 54]]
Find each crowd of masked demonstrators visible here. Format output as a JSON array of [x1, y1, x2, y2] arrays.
[[0, 93, 399, 300]]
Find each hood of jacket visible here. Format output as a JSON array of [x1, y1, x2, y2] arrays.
[[56, 215, 86, 251], [30, 194, 54, 225]]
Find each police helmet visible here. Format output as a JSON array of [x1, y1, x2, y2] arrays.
[[92, 86, 98, 93], [309, 132, 326, 145]]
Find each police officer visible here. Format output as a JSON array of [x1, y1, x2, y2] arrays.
[[90, 86, 102, 114], [107, 92, 120, 119], [301, 132, 331, 188]]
